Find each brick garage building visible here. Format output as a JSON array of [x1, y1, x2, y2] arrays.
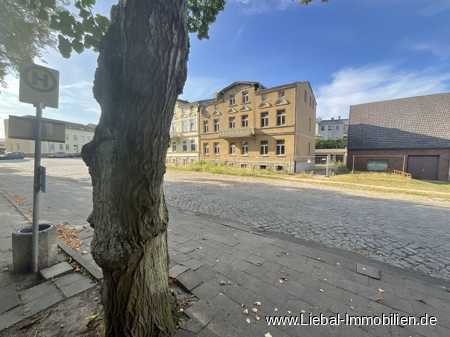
[[348, 93, 450, 181]]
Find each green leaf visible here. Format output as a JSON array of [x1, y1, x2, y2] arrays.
[[58, 34, 72, 58]]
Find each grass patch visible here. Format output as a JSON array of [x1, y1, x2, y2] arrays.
[[168, 161, 281, 177], [327, 172, 450, 194]]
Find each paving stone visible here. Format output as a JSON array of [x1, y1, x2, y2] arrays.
[[53, 273, 95, 298], [244, 254, 265, 266], [0, 285, 20, 315], [169, 264, 190, 279], [192, 281, 222, 301], [185, 300, 218, 327], [58, 241, 103, 280], [356, 263, 381, 280], [0, 305, 25, 331], [177, 270, 204, 291], [19, 281, 59, 303], [174, 329, 197, 337], [23, 288, 64, 316], [40, 262, 73, 280], [181, 258, 204, 271]]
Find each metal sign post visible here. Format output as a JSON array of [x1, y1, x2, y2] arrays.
[[32, 103, 43, 273], [19, 64, 59, 273]]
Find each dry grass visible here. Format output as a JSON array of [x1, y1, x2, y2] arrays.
[[168, 161, 280, 178]]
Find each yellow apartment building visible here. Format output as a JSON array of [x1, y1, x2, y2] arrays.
[[198, 81, 316, 173]]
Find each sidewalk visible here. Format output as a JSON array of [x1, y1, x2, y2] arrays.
[[1, 191, 450, 336], [75, 207, 450, 337]]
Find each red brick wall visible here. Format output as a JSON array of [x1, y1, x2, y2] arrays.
[[347, 148, 450, 181]]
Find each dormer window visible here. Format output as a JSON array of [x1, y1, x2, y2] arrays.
[[278, 90, 285, 98], [229, 95, 236, 106], [242, 91, 249, 104], [261, 93, 267, 102]]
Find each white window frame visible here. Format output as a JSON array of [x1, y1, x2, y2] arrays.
[[276, 139, 285, 155], [276, 110, 286, 126], [260, 141, 268, 155], [261, 112, 269, 128]]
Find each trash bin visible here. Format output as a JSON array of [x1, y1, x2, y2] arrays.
[[12, 224, 57, 273]]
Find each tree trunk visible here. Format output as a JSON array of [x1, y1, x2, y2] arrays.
[[81, 1, 189, 336]]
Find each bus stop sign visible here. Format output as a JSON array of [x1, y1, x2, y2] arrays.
[[19, 64, 59, 108]]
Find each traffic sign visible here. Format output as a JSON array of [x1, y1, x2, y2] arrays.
[[8, 115, 66, 143], [19, 64, 59, 108]]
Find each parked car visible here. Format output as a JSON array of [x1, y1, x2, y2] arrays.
[[0, 152, 25, 160]]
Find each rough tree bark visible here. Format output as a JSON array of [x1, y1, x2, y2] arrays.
[[81, 1, 189, 336]]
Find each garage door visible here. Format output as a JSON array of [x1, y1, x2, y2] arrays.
[[407, 156, 439, 180]]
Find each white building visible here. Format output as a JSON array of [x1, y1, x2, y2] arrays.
[[318, 117, 349, 140], [166, 100, 200, 165], [4, 116, 96, 156]]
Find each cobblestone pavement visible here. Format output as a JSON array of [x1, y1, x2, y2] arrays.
[[0, 159, 450, 280]]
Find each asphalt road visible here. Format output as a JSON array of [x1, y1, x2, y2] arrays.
[[1, 158, 450, 280]]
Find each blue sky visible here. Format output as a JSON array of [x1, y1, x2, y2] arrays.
[[1, 0, 450, 138]]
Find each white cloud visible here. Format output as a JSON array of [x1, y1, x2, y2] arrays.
[[229, 0, 298, 14], [181, 76, 228, 102], [411, 42, 450, 60], [419, 0, 450, 16], [316, 65, 450, 119]]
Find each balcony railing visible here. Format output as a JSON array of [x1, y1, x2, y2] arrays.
[[219, 128, 255, 139], [169, 130, 183, 138]]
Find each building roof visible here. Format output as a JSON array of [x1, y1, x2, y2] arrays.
[[217, 81, 265, 96], [17, 115, 96, 132], [320, 118, 349, 124], [348, 92, 450, 150]]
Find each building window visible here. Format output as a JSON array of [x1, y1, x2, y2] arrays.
[[203, 120, 208, 133], [59, 144, 63, 151], [276, 165, 284, 171], [321, 126, 325, 131], [65, 144, 69, 151], [203, 143, 209, 154], [336, 125, 340, 130], [214, 119, 220, 132], [214, 142, 220, 155], [182, 140, 188, 152], [229, 143, 237, 155], [261, 112, 269, 128], [242, 91, 249, 104], [190, 140, 196, 152], [309, 117, 312, 132], [241, 115, 249, 128], [190, 119, 196, 131], [276, 139, 285, 155], [260, 140, 268, 155], [172, 142, 177, 152], [229, 94, 236, 106], [278, 90, 285, 98], [73, 145, 79, 152], [276, 110, 286, 126], [182, 120, 189, 132], [229, 117, 236, 129], [241, 164, 248, 169], [261, 93, 267, 102], [260, 165, 267, 170], [304, 90, 307, 103], [328, 125, 333, 131], [242, 142, 248, 155], [308, 142, 311, 155]]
